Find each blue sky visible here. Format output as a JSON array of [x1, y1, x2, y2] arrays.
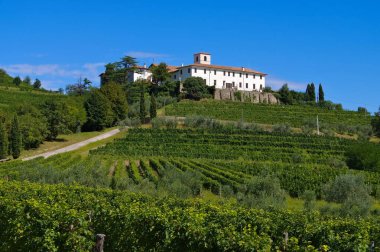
[[0, 0, 379, 112]]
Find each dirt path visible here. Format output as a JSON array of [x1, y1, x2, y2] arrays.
[[23, 128, 121, 161]]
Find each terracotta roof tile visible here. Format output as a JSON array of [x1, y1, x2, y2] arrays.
[[176, 64, 267, 75]]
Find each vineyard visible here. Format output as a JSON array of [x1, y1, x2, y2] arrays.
[[0, 179, 379, 251], [165, 100, 371, 127]]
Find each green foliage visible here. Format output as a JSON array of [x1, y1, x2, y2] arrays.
[[84, 89, 114, 131], [13, 76, 21, 86], [182, 77, 212, 100], [149, 94, 157, 119], [151, 63, 171, 85], [305, 83, 316, 102], [302, 190, 316, 211], [23, 76, 31, 85], [10, 115, 21, 159], [139, 85, 146, 123], [322, 174, 372, 216], [100, 82, 127, 122], [33, 78, 42, 89], [66, 77, 92, 96], [40, 100, 72, 140], [345, 142, 380, 172], [272, 123, 292, 134], [318, 83, 324, 102], [151, 117, 177, 129], [0, 120, 8, 159], [0, 69, 13, 86], [372, 108, 380, 137]]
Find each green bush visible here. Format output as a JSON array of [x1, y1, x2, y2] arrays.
[[345, 142, 380, 172]]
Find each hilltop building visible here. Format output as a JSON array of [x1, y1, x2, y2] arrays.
[[100, 52, 267, 91]]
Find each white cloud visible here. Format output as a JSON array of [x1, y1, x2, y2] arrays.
[[125, 51, 169, 59], [266, 76, 306, 91]]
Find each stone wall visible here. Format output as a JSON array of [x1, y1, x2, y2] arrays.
[[214, 89, 279, 104]]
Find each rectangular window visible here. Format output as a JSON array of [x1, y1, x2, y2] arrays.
[[239, 73, 242, 77], [228, 72, 230, 76], [260, 75, 263, 79], [232, 81, 235, 87], [214, 70, 216, 75], [260, 84, 263, 89], [253, 84, 256, 89], [233, 72, 235, 77], [173, 75, 176, 79], [246, 74, 248, 78], [214, 80, 217, 85], [204, 69, 207, 74], [223, 80, 226, 87], [188, 68, 191, 73], [195, 68, 197, 73], [246, 83, 248, 88], [253, 74, 256, 79], [239, 82, 242, 88], [223, 71, 226, 76], [180, 69, 183, 74]]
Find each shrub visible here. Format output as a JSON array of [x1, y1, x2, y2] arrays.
[[272, 124, 292, 134], [345, 142, 380, 172], [151, 117, 177, 129]]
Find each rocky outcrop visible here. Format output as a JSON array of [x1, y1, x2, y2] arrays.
[[214, 89, 279, 104]]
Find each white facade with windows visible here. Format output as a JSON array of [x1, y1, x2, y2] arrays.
[[171, 53, 266, 91]]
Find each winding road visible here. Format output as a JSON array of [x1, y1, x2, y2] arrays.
[[22, 128, 121, 161]]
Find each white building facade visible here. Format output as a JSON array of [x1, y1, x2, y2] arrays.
[[171, 53, 266, 92]]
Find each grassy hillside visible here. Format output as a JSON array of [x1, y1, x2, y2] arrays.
[[165, 99, 372, 128]]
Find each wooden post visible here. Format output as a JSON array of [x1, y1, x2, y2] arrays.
[[283, 231, 288, 251], [94, 234, 106, 252]]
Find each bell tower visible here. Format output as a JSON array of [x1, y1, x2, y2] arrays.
[[194, 52, 211, 65]]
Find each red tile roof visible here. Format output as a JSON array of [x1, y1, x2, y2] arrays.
[[176, 63, 267, 75]]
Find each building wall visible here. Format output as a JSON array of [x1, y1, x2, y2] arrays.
[[172, 67, 266, 92], [131, 70, 152, 82]]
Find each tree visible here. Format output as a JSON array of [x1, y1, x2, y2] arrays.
[[40, 100, 71, 140], [13, 76, 22, 86], [372, 108, 380, 137], [23, 76, 31, 85], [278, 84, 293, 104], [182, 77, 211, 100], [0, 120, 8, 159], [66, 77, 92, 96], [84, 89, 114, 131], [10, 115, 22, 159], [150, 94, 157, 119], [305, 84, 311, 101], [100, 82, 127, 122], [33, 79, 42, 89], [151, 63, 171, 85], [139, 85, 146, 123], [318, 84, 325, 102]]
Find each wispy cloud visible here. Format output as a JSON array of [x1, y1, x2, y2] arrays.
[[0, 63, 105, 90], [266, 76, 306, 91], [125, 51, 169, 59]]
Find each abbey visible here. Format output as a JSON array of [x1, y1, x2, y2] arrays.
[[170, 52, 266, 92]]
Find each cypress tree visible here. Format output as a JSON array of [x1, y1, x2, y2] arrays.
[[318, 84, 325, 102], [310, 83, 316, 102], [10, 115, 22, 159], [305, 84, 311, 101], [0, 121, 8, 159], [150, 94, 157, 119], [139, 85, 146, 124]]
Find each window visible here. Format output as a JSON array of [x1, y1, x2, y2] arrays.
[[204, 79, 207, 84], [180, 69, 183, 74], [253, 74, 256, 79], [246, 83, 248, 88], [239, 73, 242, 77], [214, 80, 217, 85], [246, 74, 248, 78], [173, 75, 176, 79], [204, 69, 206, 74], [223, 80, 226, 87], [195, 68, 197, 73], [204, 56, 207, 61], [188, 68, 191, 73], [260, 75, 263, 80], [260, 84, 263, 90], [196, 56, 199, 62], [253, 84, 256, 89], [228, 72, 230, 76], [223, 71, 226, 76], [233, 72, 235, 77], [239, 82, 242, 88], [214, 70, 216, 75], [232, 81, 235, 87]]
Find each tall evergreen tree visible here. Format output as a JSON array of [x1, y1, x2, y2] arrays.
[[10, 115, 21, 159], [0, 121, 8, 159], [318, 84, 325, 102], [13, 76, 22, 86], [139, 85, 146, 123], [84, 89, 114, 131], [23, 76, 31, 85], [310, 83, 316, 102], [305, 84, 311, 101], [150, 94, 157, 119], [33, 79, 42, 89]]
